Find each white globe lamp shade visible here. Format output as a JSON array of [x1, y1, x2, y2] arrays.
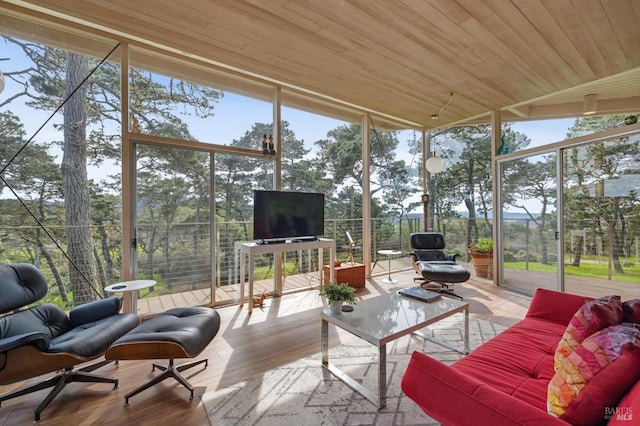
[[425, 155, 443, 173]]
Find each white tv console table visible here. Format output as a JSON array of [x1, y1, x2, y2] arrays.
[[239, 238, 336, 313]]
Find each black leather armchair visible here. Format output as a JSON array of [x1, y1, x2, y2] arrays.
[[0, 263, 140, 421], [409, 233, 470, 300]]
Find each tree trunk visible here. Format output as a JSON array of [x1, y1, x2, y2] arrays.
[[464, 195, 477, 252], [193, 196, 201, 260], [146, 211, 157, 291], [38, 235, 69, 303], [98, 223, 115, 283], [35, 189, 68, 302], [465, 158, 478, 251], [609, 219, 624, 274], [572, 236, 583, 267], [539, 199, 548, 265], [62, 52, 97, 305]]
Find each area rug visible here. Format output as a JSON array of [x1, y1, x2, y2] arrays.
[[202, 315, 505, 425]]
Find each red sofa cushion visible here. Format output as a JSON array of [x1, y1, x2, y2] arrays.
[[526, 288, 592, 324], [453, 317, 564, 410], [401, 350, 569, 425]]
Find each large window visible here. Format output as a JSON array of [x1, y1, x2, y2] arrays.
[[1, 20, 123, 307], [500, 152, 559, 293], [128, 47, 274, 146], [563, 131, 640, 299], [498, 121, 640, 298], [134, 143, 212, 312]]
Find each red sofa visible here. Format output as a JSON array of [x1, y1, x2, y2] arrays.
[[401, 288, 640, 425]]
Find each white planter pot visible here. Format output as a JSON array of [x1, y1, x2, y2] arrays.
[[328, 302, 343, 314]]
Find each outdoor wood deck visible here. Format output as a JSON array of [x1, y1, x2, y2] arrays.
[[135, 256, 639, 317], [135, 255, 416, 316]]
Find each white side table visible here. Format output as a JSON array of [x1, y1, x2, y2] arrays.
[[105, 279, 156, 314], [239, 239, 336, 314], [377, 250, 402, 284]]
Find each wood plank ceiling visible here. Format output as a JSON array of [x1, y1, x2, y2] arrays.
[[4, 0, 640, 130]]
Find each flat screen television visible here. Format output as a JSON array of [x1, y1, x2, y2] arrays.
[[253, 190, 325, 243]]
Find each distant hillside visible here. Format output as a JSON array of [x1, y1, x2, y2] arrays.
[[404, 211, 537, 220]]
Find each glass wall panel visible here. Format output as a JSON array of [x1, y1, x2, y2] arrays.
[[429, 124, 494, 259], [500, 153, 558, 295], [562, 132, 640, 300], [510, 119, 573, 151], [369, 127, 422, 273], [134, 143, 211, 314], [128, 49, 278, 309], [215, 153, 274, 304], [281, 106, 359, 271], [0, 26, 122, 309], [128, 65, 272, 146], [369, 127, 420, 248]]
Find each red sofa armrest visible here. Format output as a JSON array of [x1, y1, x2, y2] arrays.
[[401, 351, 569, 426], [525, 288, 592, 325]]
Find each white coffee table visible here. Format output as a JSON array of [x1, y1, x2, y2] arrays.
[[321, 290, 469, 409], [105, 279, 156, 314], [377, 249, 402, 283]]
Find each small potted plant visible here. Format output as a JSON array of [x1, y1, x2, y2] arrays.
[[469, 238, 493, 279], [319, 282, 357, 314]]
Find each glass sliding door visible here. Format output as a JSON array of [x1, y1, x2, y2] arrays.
[[214, 152, 273, 305], [499, 127, 640, 300], [134, 143, 212, 314], [562, 134, 640, 300], [500, 152, 559, 295]]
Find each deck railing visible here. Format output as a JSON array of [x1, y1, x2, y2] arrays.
[[1, 216, 637, 310]]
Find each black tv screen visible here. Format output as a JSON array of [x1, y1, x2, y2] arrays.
[[253, 190, 325, 242]]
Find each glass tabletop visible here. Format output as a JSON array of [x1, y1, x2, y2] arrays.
[[321, 290, 468, 346]]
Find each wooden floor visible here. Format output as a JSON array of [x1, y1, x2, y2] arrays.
[[0, 270, 533, 426]]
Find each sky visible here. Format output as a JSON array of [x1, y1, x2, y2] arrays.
[[197, 91, 575, 155], [165, 73, 576, 160]]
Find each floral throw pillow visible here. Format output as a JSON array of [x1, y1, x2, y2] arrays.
[[548, 323, 640, 425], [554, 295, 623, 371]]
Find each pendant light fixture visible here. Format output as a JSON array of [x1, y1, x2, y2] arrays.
[[425, 91, 452, 173], [425, 151, 443, 173]]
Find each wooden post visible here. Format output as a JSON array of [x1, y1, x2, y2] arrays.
[[422, 193, 429, 232]]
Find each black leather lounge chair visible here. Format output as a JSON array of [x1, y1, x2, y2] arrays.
[[0, 263, 140, 421], [409, 232, 470, 300]]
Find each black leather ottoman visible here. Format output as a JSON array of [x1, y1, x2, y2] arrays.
[[106, 306, 220, 403], [416, 261, 470, 299], [417, 261, 470, 283]]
